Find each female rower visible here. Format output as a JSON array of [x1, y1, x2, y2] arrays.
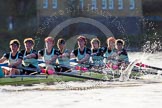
[[103, 36, 117, 63], [38, 36, 59, 73], [70, 35, 91, 64], [0, 39, 23, 75], [90, 38, 104, 65], [115, 39, 129, 65], [56, 38, 71, 72], [20, 38, 39, 75]]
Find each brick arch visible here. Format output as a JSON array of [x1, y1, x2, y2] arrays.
[[49, 17, 113, 36], [49, 17, 114, 49]]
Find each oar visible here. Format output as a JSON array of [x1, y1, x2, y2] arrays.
[[5, 75, 47, 78], [0, 63, 8, 67], [30, 69, 110, 81], [136, 63, 162, 71], [41, 68, 110, 81], [55, 72, 110, 81]]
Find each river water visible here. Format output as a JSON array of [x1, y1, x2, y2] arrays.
[[0, 52, 162, 108]]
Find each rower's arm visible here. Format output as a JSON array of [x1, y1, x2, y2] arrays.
[[24, 53, 37, 59], [107, 53, 118, 60], [37, 53, 42, 59], [0, 57, 7, 63], [51, 55, 58, 63], [61, 51, 70, 58], [79, 54, 90, 63], [70, 52, 76, 58], [11, 59, 22, 67], [64, 49, 70, 57], [124, 56, 129, 63], [37, 49, 44, 59]]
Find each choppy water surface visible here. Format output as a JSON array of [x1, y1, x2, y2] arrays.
[[1, 52, 162, 108]]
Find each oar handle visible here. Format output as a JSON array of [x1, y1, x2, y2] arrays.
[[0, 63, 8, 67]]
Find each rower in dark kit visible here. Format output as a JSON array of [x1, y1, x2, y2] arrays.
[[70, 36, 91, 71], [20, 38, 39, 75], [56, 38, 71, 72], [38, 36, 59, 74], [70, 35, 91, 64], [90, 38, 104, 66], [0, 39, 23, 75]]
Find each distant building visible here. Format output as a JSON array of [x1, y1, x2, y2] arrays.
[[36, 0, 143, 37]]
